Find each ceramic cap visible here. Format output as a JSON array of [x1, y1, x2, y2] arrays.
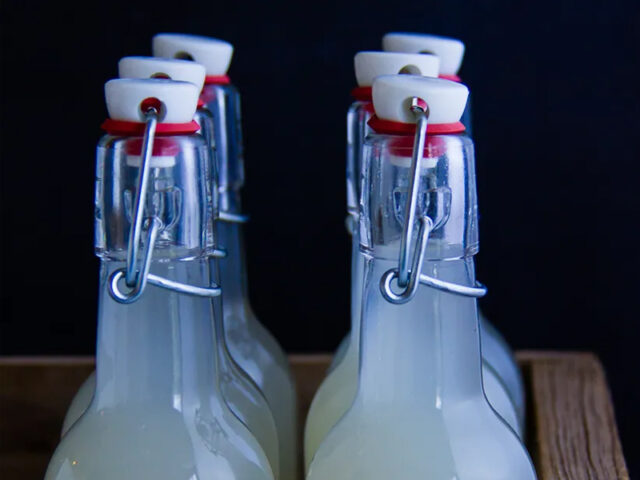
[[152, 34, 233, 75], [372, 75, 468, 124], [119, 56, 206, 91], [382, 33, 465, 75], [354, 51, 440, 86], [104, 78, 199, 123]]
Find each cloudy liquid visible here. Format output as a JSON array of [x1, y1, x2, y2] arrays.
[[304, 246, 521, 471], [306, 257, 535, 480], [219, 220, 298, 480], [46, 261, 273, 480]]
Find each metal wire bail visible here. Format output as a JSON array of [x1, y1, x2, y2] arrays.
[[109, 217, 161, 304], [379, 97, 431, 304], [218, 211, 250, 223], [381, 216, 432, 304], [418, 273, 487, 298], [397, 97, 430, 289], [124, 107, 159, 288], [108, 106, 222, 304], [379, 97, 488, 304]]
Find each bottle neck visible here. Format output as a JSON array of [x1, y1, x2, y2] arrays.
[[217, 219, 249, 319], [360, 132, 478, 259], [350, 230, 364, 338], [356, 255, 483, 407], [93, 260, 221, 410], [219, 189, 243, 220], [208, 257, 237, 363], [346, 101, 373, 217], [202, 84, 245, 200]]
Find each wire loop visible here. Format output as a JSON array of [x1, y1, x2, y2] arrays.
[[218, 211, 249, 223], [107, 108, 223, 304], [379, 97, 488, 304]]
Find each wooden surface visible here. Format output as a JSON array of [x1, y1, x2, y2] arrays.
[[517, 351, 630, 480], [0, 352, 630, 479]]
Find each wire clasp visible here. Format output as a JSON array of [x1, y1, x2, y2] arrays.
[[108, 107, 222, 304], [380, 97, 487, 304]]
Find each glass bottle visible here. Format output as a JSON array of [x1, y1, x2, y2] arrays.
[[305, 50, 441, 470], [304, 53, 524, 471], [153, 34, 297, 480], [384, 31, 526, 425], [60, 56, 281, 477], [307, 75, 536, 480], [46, 78, 273, 480], [330, 51, 441, 371]]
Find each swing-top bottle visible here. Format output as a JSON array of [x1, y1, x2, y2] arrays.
[[60, 55, 281, 478], [329, 51, 439, 375], [305, 50, 442, 469], [307, 75, 536, 480], [304, 52, 522, 471], [153, 33, 297, 480], [384, 32, 525, 424], [45, 78, 273, 480]]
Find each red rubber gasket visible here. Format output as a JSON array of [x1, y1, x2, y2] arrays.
[[101, 119, 200, 136], [351, 86, 373, 101], [438, 73, 462, 82], [204, 75, 231, 85], [368, 115, 465, 135]]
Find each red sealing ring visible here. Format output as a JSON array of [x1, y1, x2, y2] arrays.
[[351, 86, 373, 101], [438, 73, 462, 82], [124, 137, 181, 156], [199, 85, 218, 105], [205, 75, 231, 85], [388, 135, 447, 158], [101, 119, 200, 136], [368, 115, 465, 135]]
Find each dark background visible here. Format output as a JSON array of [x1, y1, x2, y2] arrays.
[[1, 0, 639, 471]]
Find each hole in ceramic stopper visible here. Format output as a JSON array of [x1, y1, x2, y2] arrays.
[[150, 72, 171, 79], [398, 64, 421, 75], [174, 51, 194, 61], [139, 97, 167, 122]]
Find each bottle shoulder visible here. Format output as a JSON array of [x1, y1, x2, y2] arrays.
[[49, 403, 274, 480]]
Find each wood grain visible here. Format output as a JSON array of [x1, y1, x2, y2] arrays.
[[518, 351, 629, 480], [0, 353, 629, 479]]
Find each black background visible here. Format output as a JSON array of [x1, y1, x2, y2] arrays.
[[1, 0, 639, 471]]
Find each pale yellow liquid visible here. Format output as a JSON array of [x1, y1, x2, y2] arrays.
[[225, 304, 298, 480], [306, 258, 536, 480], [62, 251, 281, 477], [61, 360, 280, 478], [47, 262, 274, 480], [328, 314, 525, 430], [63, 247, 297, 480], [304, 338, 520, 472], [49, 404, 273, 480], [304, 253, 521, 472], [219, 220, 298, 480], [61, 305, 280, 479]]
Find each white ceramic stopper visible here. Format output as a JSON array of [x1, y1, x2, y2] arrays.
[[382, 33, 465, 75], [119, 56, 206, 91], [372, 75, 468, 124], [104, 78, 199, 123], [354, 51, 440, 87], [152, 34, 233, 75]]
